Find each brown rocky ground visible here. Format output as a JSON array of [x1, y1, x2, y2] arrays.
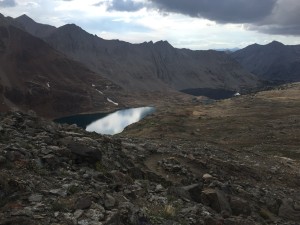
[[0, 83, 299, 225]]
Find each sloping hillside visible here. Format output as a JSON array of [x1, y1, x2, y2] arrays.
[[0, 15, 121, 118]]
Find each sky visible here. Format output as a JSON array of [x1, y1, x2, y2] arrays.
[[0, 0, 300, 50]]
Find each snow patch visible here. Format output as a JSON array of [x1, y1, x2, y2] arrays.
[[107, 98, 118, 106], [96, 89, 104, 95], [234, 92, 241, 96]]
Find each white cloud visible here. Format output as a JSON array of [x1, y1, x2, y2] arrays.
[[1, 0, 300, 49]]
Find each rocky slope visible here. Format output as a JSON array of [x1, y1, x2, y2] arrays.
[[15, 15, 258, 92], [0, 14, 122, 118], [232, 41, 300, 82], [1, 85, 300, 224]]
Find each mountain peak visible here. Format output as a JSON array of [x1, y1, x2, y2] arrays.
[[16, 14, 34, 22], [268, 40, 284, 46], [154, 40, 173, 48], [60, 23, 83, 32]]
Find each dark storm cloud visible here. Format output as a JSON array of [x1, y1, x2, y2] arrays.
[[148, 0, 277, 23], [0, 0, 16, 7], [107, 0, 145, 12], [252, 0, 300, 35], [148, 0, 300, 36], [252, 24, 300, 35]]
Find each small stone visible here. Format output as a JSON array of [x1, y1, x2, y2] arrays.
[[49, 189, 67, 197], [104, 210, 120, 225], [90, 202, 105, 212], [75, 198, 92, 210], [41, 148, 52, 155], [104, 194, 116, 209], [83, 173, 90, 179], [155, 184, 164, 192], [78, 219, 89, 225], [28, 194, 43, 202], [33, 215, 45, 219], [74, 209, 84, 219], [203, 173, 214, 180], [85, 209, 105, 221]]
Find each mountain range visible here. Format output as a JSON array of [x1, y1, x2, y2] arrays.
[[232, 41, 300, 82], [1, 13, 299, 118], [15, 14, 258, 92]]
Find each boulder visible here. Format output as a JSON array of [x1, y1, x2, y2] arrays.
[[230, 196, 251, 216], [68, 142, 102, 164], [75, 197, 92, 210], [278, 198, 300, 221], [168, 183, 203, 202], [183, 183, 203, 203], [104, 194, 116, 210], [201, 189, 232, 215]]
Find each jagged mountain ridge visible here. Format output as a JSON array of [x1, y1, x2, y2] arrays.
[[232, 41, 300, 82], [0, 14, 121, 118], [15, 15, 258, 91]]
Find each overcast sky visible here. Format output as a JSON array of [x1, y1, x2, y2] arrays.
[[1, 0, 300, 49]]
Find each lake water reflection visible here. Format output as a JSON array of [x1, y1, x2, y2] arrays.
[[54, 107, 155, 135], [86, 107, 155, 135]]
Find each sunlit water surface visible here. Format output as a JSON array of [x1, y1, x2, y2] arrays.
[[54, 107, 155, 135], [86, 107, 155, 135]]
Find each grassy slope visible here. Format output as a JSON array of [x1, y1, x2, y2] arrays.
[[121, 82, 300, 159]]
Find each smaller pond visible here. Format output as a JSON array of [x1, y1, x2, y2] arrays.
[[54, 107, 155, 135]]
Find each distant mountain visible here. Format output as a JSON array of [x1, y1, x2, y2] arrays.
[[215, 48, 240, 53], [15, 15, 259, 92], [232, 41, 300, 82], [0, 14, 121, 118]]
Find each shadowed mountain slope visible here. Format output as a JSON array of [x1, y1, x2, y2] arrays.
[[0, 15, 121, 118], [15, 14, 56, 38], [16, 15, 259, 92], [232, 41, 300, 82]]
